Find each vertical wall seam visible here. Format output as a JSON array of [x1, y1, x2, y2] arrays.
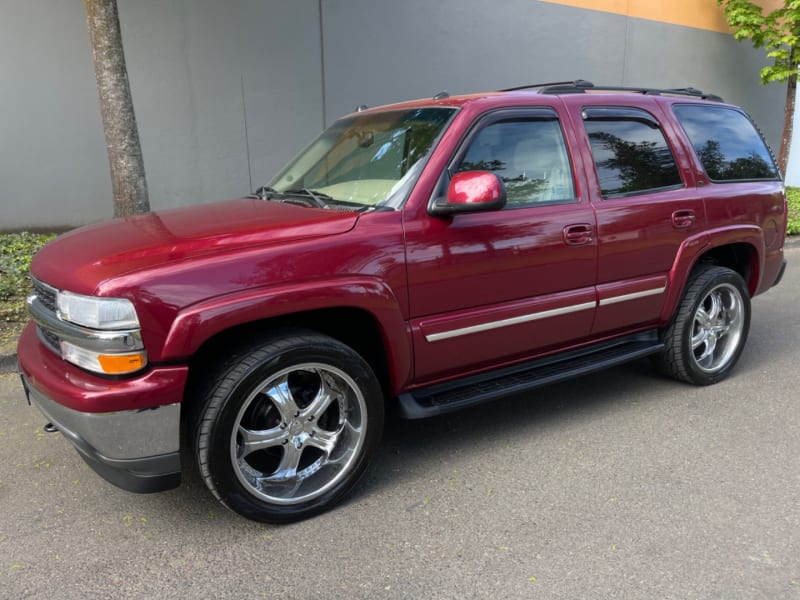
[[621, 0, 631, 85], [319, 0, 327, 127], [241, 75, 253, 192]]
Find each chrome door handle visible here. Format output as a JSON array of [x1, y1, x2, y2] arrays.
[[672, 209, 696, 229], [563, 224, 594, 246]]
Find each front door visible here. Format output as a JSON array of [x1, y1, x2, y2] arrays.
[[404, 108, 598, 384]]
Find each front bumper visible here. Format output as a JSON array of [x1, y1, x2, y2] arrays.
[[17, 323, 186, 493], [21, 373, 181, 492]]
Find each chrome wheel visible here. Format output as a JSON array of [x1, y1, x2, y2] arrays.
[[193, 332, 383, 522], [231, 363, 367, 505], [690, 283, 745, 374], [655, 265, 751, 386]]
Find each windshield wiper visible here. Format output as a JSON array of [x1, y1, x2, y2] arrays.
[[283, 188, 333, 209]]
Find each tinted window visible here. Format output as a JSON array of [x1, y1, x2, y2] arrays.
[[673, 105, 778, 181], [457, 118, 575, 206], [584, 109, 682, 198]]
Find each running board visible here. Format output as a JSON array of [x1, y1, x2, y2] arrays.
[[397, 332, 664, 419]]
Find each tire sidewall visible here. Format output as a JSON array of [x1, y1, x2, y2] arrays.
[[678, 268, 751, 385], [199, 337, 384, 523]]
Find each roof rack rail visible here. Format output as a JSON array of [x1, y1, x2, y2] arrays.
[[500, 79, 594, 92], [501, 80, 724, 102]]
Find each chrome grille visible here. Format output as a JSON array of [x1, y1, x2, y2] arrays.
[[31, 277, 58, 313], [29, 276, 61, 356], [37, 327, 61, 354]]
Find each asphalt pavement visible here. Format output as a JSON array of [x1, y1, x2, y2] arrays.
[[1, 244, 798, 599]]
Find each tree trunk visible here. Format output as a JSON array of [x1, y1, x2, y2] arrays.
[[84, 0, 149, 217], [778, 49, 797, 177]]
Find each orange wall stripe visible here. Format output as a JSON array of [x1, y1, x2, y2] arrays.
[[538, 0, 784, 34]]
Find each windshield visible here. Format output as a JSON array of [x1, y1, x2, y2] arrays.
[[268, 107, 456, 209]]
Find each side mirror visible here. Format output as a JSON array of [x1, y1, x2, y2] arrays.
[[430, 170, 506, 216]]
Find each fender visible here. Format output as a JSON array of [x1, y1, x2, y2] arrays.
[[659, 225, 764, 322], [160, 276, 412, 393]]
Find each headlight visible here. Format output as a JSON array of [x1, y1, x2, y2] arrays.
[[56, 291, 139, 330]]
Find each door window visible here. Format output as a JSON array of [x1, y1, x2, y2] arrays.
[[456, 117, 575, 206], [583, 107, 682, 198]]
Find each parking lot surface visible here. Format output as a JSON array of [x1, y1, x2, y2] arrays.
[[1, 244, 798, 599]]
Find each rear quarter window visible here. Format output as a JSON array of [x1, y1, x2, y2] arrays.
[[672, 104, 779, 181]]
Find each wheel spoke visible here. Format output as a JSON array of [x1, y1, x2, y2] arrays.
[[301, 371, 339, 421], [695, 306, 710, 328], [705, 292, 722, 321], [306, 427, 340, 454], [342, 419, 362, 437], [711, 322, 730, 336], [238, 425, 287, 458], [264, 375, 301, 423], [692, 328, 707, 350], [265, 444, 304, 482], [696, 332, 718, 366]]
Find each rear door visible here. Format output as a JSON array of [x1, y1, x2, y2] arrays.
[[404, 107, 598, 384], [563, 97, 706, 336]]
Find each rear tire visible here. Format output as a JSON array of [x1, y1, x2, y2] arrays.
[[655, 265, 750, 385], [191, 330, 384, 523]]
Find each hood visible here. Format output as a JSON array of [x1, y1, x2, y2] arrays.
[[31, 198, 359, 294]]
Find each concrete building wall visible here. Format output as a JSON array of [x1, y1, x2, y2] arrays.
[[322, 0, 784, 147], [0, 1, 112, 229], [117, 0, 324, 212], [0, 0, 789, 230], [0, 0, 324, 231]]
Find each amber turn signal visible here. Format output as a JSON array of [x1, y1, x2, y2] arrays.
[[97, 353, 147, 375]]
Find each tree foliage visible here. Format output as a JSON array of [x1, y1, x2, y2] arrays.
[[717, 0, 800, 175], [717, 0, 800, 83], [0, 233, 56, 323]]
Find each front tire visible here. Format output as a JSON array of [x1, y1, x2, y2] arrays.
[[656, 265, 750, 385], [192, 331, 384, 523]]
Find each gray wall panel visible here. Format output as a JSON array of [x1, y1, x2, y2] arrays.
[[321, 0, 629, 124], [0, 0, 790, 229], [117, 0, 323, 210], [321, 1, 784, 153], [0, 1, 112, 230], [623, 18, 785, 153]]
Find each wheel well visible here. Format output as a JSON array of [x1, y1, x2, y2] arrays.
[[695, 243, 757, 295], [184, 307, 392, 409]]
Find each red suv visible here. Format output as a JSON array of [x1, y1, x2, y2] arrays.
[[18, 81, 788, 522]]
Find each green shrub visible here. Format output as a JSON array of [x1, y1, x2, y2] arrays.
[[0, 233, 57, 320], [787, 187, 800, 236]]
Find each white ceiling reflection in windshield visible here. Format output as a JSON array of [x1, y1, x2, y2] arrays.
[[269, 108, 456, 209]]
